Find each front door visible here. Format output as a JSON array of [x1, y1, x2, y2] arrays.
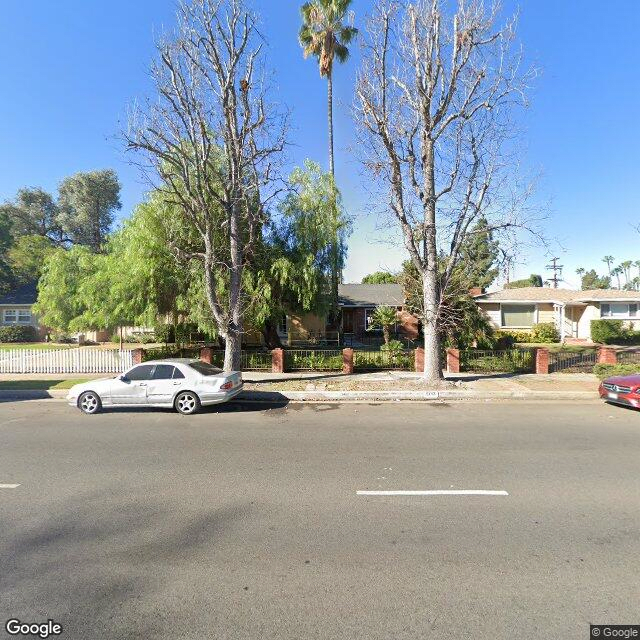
[[110, 364, 154, 404], [343, 309, 354, 333]]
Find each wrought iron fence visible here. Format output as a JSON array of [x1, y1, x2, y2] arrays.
[[548, 350, 598, 373], [240, 351, 271, 370], [616, 350, 640, 365], [285, 349, 343, 371], [143, 346, 202, 361], [354, 349, 413, 371], [459, 349, 535, 373]]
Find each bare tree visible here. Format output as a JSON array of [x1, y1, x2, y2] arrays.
[[353, 0, 536, 381], [125, 0, 286, 372]]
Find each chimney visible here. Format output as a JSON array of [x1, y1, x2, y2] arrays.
[[468, 287, 484, 297]]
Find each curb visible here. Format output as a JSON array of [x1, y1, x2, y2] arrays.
[[0, 389, 599, 403]]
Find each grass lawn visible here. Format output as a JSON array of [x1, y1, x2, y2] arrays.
[[0, 378, 92, 390], [0, 343, 74, 351]]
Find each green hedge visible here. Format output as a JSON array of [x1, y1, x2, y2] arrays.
[[531, 322, 559, 343], [0, 325, 38, 343], [593, 363, 640, 380], [496, 329, 533, 344], [591, 320, 640, 345]]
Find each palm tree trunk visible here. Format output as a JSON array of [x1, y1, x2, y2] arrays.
[[327, 71, 339, 317], [328, 71, 334, 177]]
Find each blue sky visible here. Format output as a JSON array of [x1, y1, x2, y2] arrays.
[[1, 1, 638, 287]]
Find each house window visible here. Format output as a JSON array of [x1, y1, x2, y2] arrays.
[[3, 309, 17, 324], [601, 303, 638, 319], [501, 304, 535, 328], [18, 310, 31, 323], [365, 309, 377, 331]]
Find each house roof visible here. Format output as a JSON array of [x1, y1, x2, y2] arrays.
[[0, 282, 38, 306], [474, 287, 640, 304], [338, 283, 404, 307]]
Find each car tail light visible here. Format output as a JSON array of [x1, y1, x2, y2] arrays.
[[220, 381, 233, 391]]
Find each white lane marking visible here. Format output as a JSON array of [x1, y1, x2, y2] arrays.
[[0, 484, 20, 489], [357, 490, 508, 496]]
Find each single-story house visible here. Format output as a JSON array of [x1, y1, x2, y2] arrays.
[[286, 283, 419, 344], [473, 287, 640, 342], [0, 282, 45, 339]]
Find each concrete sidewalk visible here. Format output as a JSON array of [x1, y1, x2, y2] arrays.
[[0, 371, 601, 402]]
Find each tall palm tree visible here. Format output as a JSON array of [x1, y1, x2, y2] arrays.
[[299, 0, 357, 318], [611, 265, 623, 290], [299, 0, 358, 178], [602, 255, 614, 277]]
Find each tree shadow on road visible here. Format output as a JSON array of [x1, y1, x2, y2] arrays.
[[1, 488, 255, 639]]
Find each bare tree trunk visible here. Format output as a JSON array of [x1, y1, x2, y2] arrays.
[[422, 270, 440, 379]]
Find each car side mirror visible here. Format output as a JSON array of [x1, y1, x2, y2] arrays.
[[119, 375, 130, 383]]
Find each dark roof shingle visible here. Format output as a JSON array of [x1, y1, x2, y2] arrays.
[[0, 282, 38, 305], [338, 283, 404, 307]]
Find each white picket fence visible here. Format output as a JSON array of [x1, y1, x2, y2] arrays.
[[0, 348, 134, 374]]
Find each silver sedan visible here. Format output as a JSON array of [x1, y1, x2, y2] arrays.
[[67, 358, 243, 415]]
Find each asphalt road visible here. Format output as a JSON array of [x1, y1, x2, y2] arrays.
[[1, 399, 639, 640]]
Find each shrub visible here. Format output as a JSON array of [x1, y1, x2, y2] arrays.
[[154, 323, 174, 344], [380, 339, 404, 353], [593, 363, 640, 380], [531, 322, 559, 343], [0, 325, 38, 343], [496, 329, 533, 344], [124, 331, 156, 344], [493, 333, 515, 349], [591, 319, 627, 344]]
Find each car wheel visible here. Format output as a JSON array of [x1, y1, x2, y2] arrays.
[[78, 391, 102, 415], [175, 391, 201, 415]]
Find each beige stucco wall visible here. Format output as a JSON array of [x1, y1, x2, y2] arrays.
[[478, 302, 501, 329]]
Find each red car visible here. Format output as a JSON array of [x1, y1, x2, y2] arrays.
[[599, 374, 640, 408]]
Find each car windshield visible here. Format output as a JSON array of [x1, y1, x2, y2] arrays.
[[187, 361, 223, 376]]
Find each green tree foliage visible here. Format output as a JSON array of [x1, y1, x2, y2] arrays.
[[7, 235, 56, 285], [361, 271, 397, 284], [58, 170, 121, 251], [0, 187, 65, 244], [399, 259, 495, 349], [505, 274, 543, 289], [458, 217, 500, 290], [34, 246, 98, 331], [579, 269, 610, 290], [257, 161, 349, 346], [76, 196, 191, 335], [367, 305, 398, 345], [0, 209, 15, 294]]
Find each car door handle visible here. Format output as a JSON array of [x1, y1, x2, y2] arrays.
[[138, 383, 147, 387], [173, 381, 181, 385]]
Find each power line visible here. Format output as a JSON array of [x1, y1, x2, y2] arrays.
[[545, 257, 564, 289]]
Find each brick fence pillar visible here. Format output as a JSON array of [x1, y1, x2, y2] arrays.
[[272, 348, 284, 374], [598, 346, 618, 365], [200, 347, 213, 364], [535, 348, 549, 374], [132, 348, 146, 365], [446, 348, 460, 374], [342, 348, 354, 375], [414, 347, 424, 373]]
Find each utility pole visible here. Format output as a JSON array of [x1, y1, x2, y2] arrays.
[[545, 257, 564, 289]]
